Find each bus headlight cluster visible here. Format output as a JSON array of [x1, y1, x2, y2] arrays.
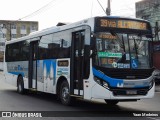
[[102, 81, 109, 89], [94, 77, 109, 89]]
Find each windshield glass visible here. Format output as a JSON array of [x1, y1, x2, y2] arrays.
[[95, 32, 151, 69]]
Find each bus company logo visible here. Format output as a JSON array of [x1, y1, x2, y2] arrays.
[[2, 112, 11, 117], [117, 83, 124, 87]]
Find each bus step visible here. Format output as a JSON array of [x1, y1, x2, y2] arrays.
[[29, 88, 37, 91]]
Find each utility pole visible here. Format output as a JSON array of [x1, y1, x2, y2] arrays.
[[106, 0, 111, 16]]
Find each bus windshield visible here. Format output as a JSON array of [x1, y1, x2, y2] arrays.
[[95, 32, 152, 69]]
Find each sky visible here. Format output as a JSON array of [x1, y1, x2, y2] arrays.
[[0, 0, 142, 30]]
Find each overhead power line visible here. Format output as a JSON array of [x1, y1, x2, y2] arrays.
[[96, 0, 106, 15], [18, 0, 58, 20]]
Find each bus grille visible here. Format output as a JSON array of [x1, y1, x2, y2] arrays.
[[107, 71, 151, 79], [111, 89, 148, 96]]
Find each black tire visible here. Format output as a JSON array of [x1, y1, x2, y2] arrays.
[[104, 100, 119, 105], [17, 76, 25, 94], [59, 81, 72, 105]]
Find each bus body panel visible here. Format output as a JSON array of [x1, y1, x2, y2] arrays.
[[4, 58, 71, 94], [5, 61, 28, 88], [5, 72, 16, 87], [4, 16, 155, 104]]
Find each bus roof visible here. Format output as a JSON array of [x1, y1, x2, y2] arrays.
[[5, 16, 150, 45], [101, 16, 149, 22]]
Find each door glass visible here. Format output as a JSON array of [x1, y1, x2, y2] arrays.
[[74, 31, 84, 80]]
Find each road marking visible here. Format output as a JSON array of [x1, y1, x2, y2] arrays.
[[147, 117, 160, 120]]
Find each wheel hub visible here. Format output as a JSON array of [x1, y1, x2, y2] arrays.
[[62, 87, 69, 101]]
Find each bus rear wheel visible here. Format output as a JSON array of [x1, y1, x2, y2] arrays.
[[17, 76, 25, 94], [59, 81, 72, 105], [104, 100, 119, 105]]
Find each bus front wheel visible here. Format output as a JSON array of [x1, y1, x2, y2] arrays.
[[17, 76, 25, 94], [59, 81, 72, 105], [104, 100, 119, 105]]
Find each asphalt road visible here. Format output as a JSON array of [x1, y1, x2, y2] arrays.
[[0, 72, 160, 120]]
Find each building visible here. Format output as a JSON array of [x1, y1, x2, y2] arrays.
[[136, 0, 160, 41], [0, 20, 38, 62], [0, 20, 38, 41]]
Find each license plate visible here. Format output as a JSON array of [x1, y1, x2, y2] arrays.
[[126, 90, 137, 95]]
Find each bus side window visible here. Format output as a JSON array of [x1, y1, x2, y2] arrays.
[[58, 31, 71, 58], [39, 34, 53, 59], [11, 43, 20, 61], [58, 39, 70, 58], [38, 30, 71, 60], [20, 41, 29, 61]]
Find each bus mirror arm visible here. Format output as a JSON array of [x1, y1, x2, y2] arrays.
[[90, 50, 97, 58]]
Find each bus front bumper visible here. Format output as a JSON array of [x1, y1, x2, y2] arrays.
[[91, 82, 155, 100]]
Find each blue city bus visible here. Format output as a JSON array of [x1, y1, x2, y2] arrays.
[[4, 16, 155, 105]]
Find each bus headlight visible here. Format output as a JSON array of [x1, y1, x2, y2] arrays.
[[94, 77, 101, 85], [102, 81, 109, 89], [94, 77, 109, 89]]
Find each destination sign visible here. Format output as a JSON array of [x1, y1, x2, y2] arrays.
[[100, 19, 147, 30], [98, 52, 122, 58], [99, 34, 117, 39]]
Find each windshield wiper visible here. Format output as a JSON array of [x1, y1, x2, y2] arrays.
[[110, 31, 126, 53], [131, 35, 139, 59]]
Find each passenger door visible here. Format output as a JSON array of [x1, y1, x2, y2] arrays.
[[70, 26, 91, 96], [28, 40, 39, 89]]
